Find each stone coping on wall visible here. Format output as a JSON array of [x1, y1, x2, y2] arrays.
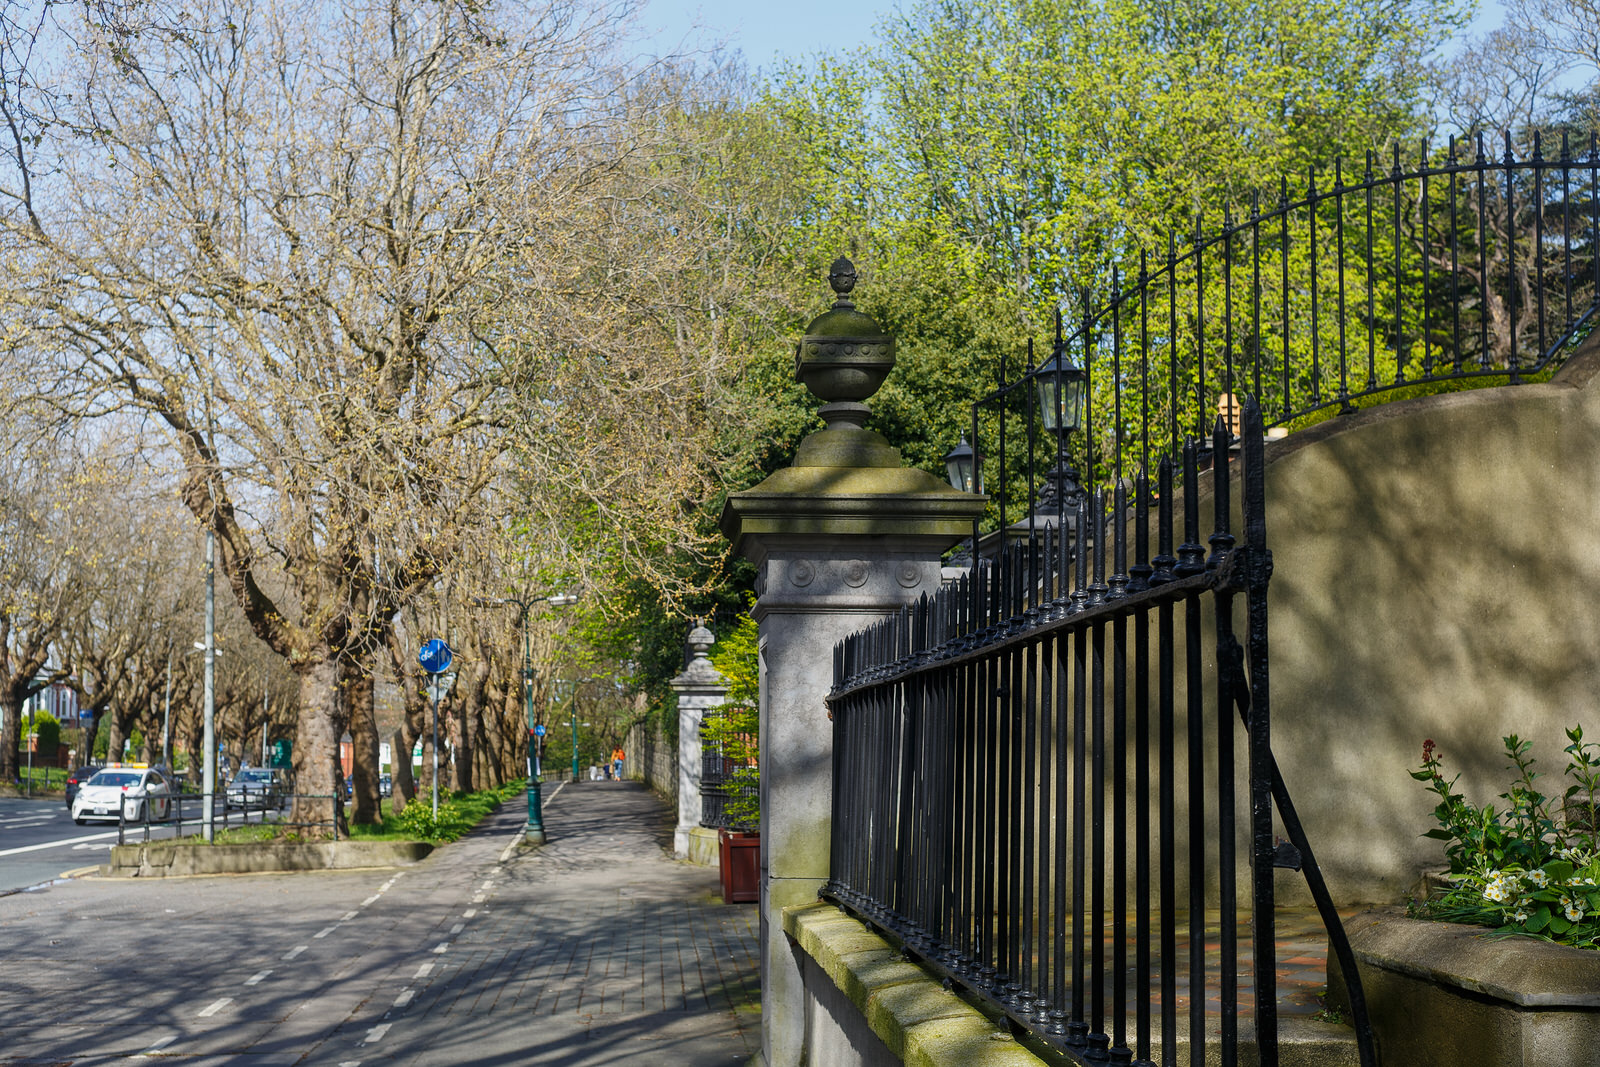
[[103, 839, 434, 878], [784, 901, 1049, 1067], [1328, 908, 1600, 1067], [1334, 907, 1600, 1007], [789, 902, 1366, 1067]]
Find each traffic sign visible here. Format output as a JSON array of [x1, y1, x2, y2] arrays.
[[425, 672, 456, 702], [533, 724, 546, 737], [418, 638, 453, 674]]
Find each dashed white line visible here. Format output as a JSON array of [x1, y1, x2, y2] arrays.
[[361, 895, 380, 907], [283, 945, 307, 960], [450, 923, 464, 934], [462, 909, 477, 918], [244, 970, 271, 986], [413, 962, 435, 979], [135, 1036, 177, 1057], [339, 1061, 362, 1066], [361, 1023, 391, 1045], [197, 998, 232, 1018], [479, 881, 494, 891], [341, 910, 358, 921], [313, 925, 338, 939], [393, 989, 415, 1007], [470, 894, 485, 904], [432, 942, 449, 954]]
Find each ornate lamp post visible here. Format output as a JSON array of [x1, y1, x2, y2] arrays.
[[474, 591, 578, 847], [1031, 325, 1088, 521]]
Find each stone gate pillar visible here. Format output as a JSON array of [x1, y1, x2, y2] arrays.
[[671, 621, 725, 864], [720, 258, 984, 1067]]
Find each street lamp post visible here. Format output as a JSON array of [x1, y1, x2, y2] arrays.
[[570, 682, 580, 782], [473, 591, 577, 847]]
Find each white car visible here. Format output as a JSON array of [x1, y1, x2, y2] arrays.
[[71, 766, 174, 825]]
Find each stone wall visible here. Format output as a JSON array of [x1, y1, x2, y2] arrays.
[[1256, 338, 1600, 903], [624, 718, 677, 806]]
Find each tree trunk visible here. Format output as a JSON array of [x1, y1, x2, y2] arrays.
[[346, 664, 381, 824], [391, 726, 415, 815], [0, 693, 21, 780], [288, 656, 345, 836]]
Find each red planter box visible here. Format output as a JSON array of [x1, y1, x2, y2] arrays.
[[718, 829, 760, 904]]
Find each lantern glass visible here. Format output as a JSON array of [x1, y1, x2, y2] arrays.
[[943, 436, 976, 493], [1035, 352, 1086, 435]]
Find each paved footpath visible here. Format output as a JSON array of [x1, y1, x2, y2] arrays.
[[0, 780, 760, 1066]]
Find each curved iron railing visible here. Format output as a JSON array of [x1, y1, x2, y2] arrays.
[[977, 131, 1600, 520]]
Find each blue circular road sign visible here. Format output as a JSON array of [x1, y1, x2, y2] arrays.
[[418, 638, 454, 674], [533, 724, 547, 737]]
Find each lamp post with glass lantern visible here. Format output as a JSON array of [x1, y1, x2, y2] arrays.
[[1030, 324, 1089, 524], [473, 591, 577, 847]]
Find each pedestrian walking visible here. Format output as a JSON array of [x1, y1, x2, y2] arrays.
[[610, 746, 625, 780]]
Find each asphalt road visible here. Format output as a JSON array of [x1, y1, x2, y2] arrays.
[[0, 797, 134, 893], [0, 782, 761, 1066], [0, 797, 279, 894]]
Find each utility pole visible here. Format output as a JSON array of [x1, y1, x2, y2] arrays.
[[202, 528, 217, 843]]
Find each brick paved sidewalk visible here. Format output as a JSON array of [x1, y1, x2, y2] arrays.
[[382, 779, 761, 1066]]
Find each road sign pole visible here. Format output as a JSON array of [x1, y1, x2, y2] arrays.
[[417, 640, 454, 825]]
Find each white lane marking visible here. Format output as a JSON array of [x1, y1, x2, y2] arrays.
[[470, 894, 485, 904], [339, 1061, 362, 1066], [498, 834, 520, 862], [0, 829, 121, 857], [282, 945, 307, 960], [197, 998, 232, 1017], [413, 962, 435, 979], [341, 911, 358, 920], [432, 942, 449, 954], [361, 1023, 391, 1045], [479, 881, 494, 891], [361, 895, 380, 907], [135, 1036, 177, 1057], [450, 923, 464, 934], [462, 909, 476, 918], [244, 970, 271, 986], [393, 989, 414, 1007], [313, 925, 338, 939]]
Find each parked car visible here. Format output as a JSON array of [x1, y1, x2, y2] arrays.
[[71, 765, 174, 825], [225, 767, 288, 810], [64, 764, 104, 808], [378, 774, 392, 798]]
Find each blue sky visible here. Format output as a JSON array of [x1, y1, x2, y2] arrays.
[[636, 0, 901, 72]]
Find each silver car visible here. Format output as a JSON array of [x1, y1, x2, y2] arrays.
[[71, 766, 174, 825], [226, 768, 287, 810]]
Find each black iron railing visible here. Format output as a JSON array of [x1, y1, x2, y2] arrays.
[[115, 791, 342, 844], [701, 750, 757, 831], [979, 133, 1600, 525], [827, 403, 1374, 1066]]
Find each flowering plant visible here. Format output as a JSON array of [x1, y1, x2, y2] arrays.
[[1411, 727, 1600, 948]]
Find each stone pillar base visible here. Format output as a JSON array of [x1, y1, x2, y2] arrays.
[[676, 824, 721, 867]]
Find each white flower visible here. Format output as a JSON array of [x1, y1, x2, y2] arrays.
[[1566, 903, 1586, 923], [1484, 879, 1512, 904], [1512, 909, 1529, 923], [1528, 869, 1549, 888]]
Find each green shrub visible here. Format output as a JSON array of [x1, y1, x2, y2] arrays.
[[1411, 728, 1600, 948], [705, 607, 760, 830], [24, 709, 60, 755]]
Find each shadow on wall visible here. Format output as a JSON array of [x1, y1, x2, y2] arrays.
[[1258, 337, 1600, 903]]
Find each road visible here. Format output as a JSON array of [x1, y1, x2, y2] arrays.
[[0, 798, 135, 893], [0, 797, 280, 895], [0, 782, 761, 1065]]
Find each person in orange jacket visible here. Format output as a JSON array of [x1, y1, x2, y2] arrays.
[[610, 746, 625, 781]]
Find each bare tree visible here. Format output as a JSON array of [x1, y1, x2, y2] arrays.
[[0, 0, 700, 827]]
